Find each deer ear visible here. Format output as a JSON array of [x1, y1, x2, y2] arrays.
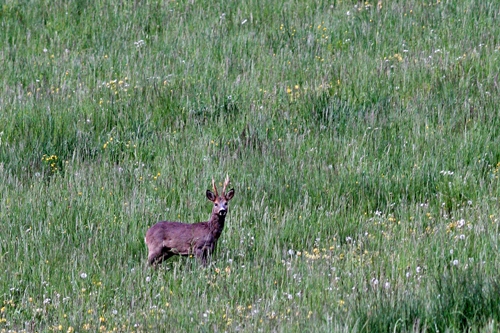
[[225, 188, 235, 201], [206, 190, 216, 202]]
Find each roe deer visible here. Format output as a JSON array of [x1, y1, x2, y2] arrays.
[[145, 175, 235, 266]]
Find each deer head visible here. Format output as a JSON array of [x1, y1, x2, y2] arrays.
[[206, 174, 235, 217]]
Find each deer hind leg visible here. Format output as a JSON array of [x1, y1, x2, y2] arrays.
[[148, 247, 173, 265]]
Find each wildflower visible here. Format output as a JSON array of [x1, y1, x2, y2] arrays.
[[80, 273, 87, 279], [452, 259, 459, 266]]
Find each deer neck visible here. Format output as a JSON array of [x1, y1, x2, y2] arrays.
[[208, 212, 226, 239]]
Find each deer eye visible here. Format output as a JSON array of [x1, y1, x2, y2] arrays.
[[214, 203, 218, 206]]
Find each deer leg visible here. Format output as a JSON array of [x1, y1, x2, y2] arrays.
[[148, 248, 173, 265], [195, 247, 208, 267]]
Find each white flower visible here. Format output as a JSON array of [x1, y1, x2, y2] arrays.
[[452, 259, 459, 266], [134, 40, 145, 48], [146, 276, 151, 282], [80, 273, 87, 279]]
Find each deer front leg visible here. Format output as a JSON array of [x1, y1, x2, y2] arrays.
[[195, 247, 208, 266]]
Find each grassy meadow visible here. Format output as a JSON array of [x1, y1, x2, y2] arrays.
[[1, 0, 500, 331]]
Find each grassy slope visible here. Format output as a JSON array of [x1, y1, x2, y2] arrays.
[[1, 0, 500, 332]]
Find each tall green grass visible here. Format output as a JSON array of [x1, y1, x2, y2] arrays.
[[1, 0, 500, 331]]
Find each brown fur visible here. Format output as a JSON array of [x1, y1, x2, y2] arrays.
[[145, 176, 235, 266]]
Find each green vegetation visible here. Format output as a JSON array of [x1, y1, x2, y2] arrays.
[[1, 0, 500, 331]]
